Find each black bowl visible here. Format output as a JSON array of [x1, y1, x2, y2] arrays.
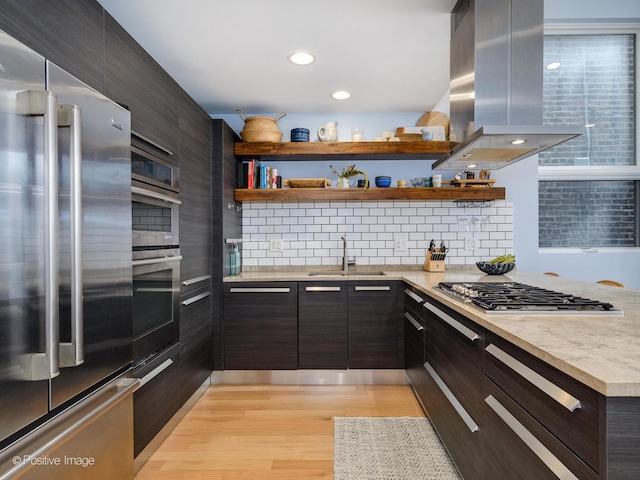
[[476, 262, 515, 275]]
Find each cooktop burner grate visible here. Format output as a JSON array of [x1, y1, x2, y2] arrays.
[[436, 282, 620, 314]]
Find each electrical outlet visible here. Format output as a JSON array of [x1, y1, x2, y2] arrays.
[[269, 239, 283, 252], [394, 239, 408, 252], [465, 236, 478, 251]]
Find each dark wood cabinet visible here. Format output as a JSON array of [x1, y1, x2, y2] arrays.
[[401, 287, 640, 480], [420, 299, 484, 480], [0, 0, 105, 93], [132, 343, 181, 457], [179, 90, 212, 288], [424, 300, 485, 420], [223, 282, 298, 370], [484, 331, 601, 473], [211, 119, 242, 371], [403, 286, 429, 403], [483, 379, 598, 480], [177, 89, 213, 401], [178, 284, 212, 405], [298, 282, 348, 369], [347, 281, 402, 369], [104, 13, 179, 163]]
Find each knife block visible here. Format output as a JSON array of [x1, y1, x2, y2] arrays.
[[424, 250, 446, 272]]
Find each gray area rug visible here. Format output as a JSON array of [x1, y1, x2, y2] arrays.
[[334, 417, 461, 480]]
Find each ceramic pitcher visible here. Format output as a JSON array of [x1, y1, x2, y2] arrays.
[[317, 122, 338, 142]]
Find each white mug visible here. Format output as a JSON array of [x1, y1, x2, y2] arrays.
[[318, 122, 338, 142], [432, 174, 442, 188]]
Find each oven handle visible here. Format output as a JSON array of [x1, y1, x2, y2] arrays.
[[131, 185, 182, 205], [132, 255, 182, 267]]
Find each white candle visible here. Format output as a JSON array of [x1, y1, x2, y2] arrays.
[[352, 134, 363, 142]]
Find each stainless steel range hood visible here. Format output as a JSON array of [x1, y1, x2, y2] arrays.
[[432, 0, 582, 170]]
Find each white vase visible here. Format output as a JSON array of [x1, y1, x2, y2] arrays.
[[339, 177, 350, 188]]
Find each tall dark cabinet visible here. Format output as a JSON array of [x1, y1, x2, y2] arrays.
[[178, 90, 213, 405], [104, 13, 180, 164], [211, 119, 242, 370]]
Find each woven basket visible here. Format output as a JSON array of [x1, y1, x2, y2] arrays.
[[237, 110, 285, 143], [240, 129, 283, 142]]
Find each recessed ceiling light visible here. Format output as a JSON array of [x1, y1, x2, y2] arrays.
[[288, 51, 315, 66], [546, 62, 561, 70], [510, 138, 526, 145], [331, 90, 351, 100], [466, 164, 477, 168]]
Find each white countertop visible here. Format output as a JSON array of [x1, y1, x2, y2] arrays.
[[224, 268, 640, 397]]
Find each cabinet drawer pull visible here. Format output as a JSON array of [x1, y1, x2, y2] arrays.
[[182, 291, 211, 306], [485, 344, 581, 412], [424, 302, 479, 342], [424, 362, 479, 433], [485, 395, 579, 480], [229, 287, 291, 293], [305, 286, 341, 292], [182, 274, 211, 286], [354, 286, 391, 291], [404, 312, 424, 331], [404, 288, 424, 304], [138, 359, 174, 387]]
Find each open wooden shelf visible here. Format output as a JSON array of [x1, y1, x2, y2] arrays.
[[234, 187, 506, 202], [234, 141, 455, 161]]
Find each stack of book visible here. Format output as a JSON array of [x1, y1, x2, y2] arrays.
[[237, 159, 280, 189]]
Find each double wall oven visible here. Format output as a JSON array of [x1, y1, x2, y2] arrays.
[[131, 142, 181, 365]]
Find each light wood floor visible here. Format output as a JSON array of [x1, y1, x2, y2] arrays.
[[134, 384, 425, 480]]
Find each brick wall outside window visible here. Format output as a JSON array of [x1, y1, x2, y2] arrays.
[[539, 33, 637, 248]]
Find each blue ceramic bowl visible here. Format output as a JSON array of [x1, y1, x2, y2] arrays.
[[375, 178, 391, 188], [291, 128, 310, 142]]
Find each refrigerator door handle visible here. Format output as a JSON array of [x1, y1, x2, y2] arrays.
[[58, 104, 84, 368], [16, 90, 60, 381]]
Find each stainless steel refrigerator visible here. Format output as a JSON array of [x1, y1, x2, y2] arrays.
[[0, 29, 137, 479]]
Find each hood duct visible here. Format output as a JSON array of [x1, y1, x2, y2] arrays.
[[432, 0, 582, 170]]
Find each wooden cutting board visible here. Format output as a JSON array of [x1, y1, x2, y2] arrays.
[[417, 111, 450, 139]]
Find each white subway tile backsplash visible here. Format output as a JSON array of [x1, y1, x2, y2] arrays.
[[240, 199, 513, 267]]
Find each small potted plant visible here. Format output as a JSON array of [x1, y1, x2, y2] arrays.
[[330, 164, 369, 189]]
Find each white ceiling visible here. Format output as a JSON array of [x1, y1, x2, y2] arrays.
[[97, 0, 457, 115]]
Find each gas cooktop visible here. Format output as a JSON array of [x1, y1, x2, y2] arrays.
[[436, 282, 622, 315]]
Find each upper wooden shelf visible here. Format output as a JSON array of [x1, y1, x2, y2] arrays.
[[234, 141, 454, 161], [234, 187, 506, 202]]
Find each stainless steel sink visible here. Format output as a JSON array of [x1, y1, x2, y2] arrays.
[[307, 271, 386, 277]]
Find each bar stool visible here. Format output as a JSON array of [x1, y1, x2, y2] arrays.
[[597, 280, 624, 288]]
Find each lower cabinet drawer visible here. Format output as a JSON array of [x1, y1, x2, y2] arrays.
[[483, 380, 599, 480], [484, 332, 601, 473], [424, 300, 485, 418], [132, 344, 181, 457], [423, 361, 483, 480]]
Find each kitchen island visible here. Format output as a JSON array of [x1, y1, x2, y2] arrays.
[[225, 268, 640, 397]]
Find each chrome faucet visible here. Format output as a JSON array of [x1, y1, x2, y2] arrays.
[[341, 235, 356, 272]]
